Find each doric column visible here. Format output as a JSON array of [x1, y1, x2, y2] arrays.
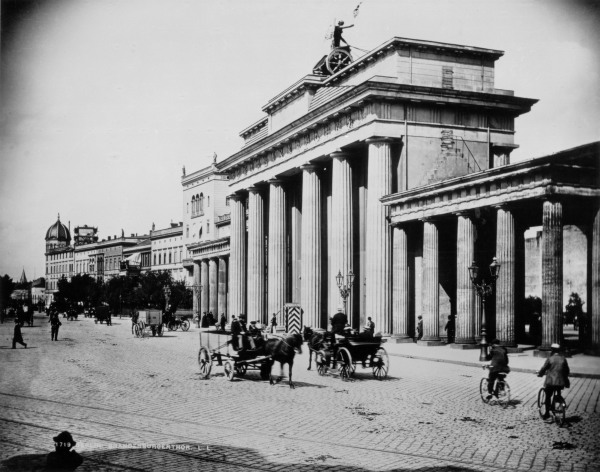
[[290, 181, 302, 304], [420, 219, 442, 343], [193, 261, 201, 317], [455, 212, 476, 345], [331, 151, 354, 317], [591, 206, 600, 351], [268, 179, 287, 323], [209, 258, 218, 315], [247, 186, 265, 323], [229, 194, 246, 317], [496, 205, 516, 346], [541, 199, 563, 350], [392, 225, 411, 340], [366, 138, 392, 335], [200, 259, 209, 315], [301, 164, 322, 329], [218, 257, 227, 318]]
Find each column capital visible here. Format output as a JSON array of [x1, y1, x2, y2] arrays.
[[247, 186, 263, 195], [267, 178, 285, 186], [228, 192, 246, 202], [365, 136, 395, 145], [330, 150, 351, 161], [420, 216, 439, 224], [455, 210, 475, 219], [493, 203, 513, 211], [300, 163, 321, 172]]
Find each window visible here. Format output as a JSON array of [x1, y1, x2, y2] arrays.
[[225, 196, 230, 206], [199, 193, 204, 212], [169, 252, 172, 264], [187, 202, 189, 214], [199, 227, 203, 239], [207, 196, 210, 207], [154, 254, 156, 265], [186, 226, 189, 238], [207, 220, 210, 234]]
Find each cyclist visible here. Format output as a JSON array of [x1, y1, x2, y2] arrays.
[[537, 343, 570, 420], [485, 338, 510, 400]]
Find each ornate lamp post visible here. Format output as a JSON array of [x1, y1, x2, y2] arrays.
[[191, 284, 202, 327], [335, 270, 355, 315], [468, 257, 501, 361]]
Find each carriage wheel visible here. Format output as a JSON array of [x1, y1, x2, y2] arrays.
[[326, 48, 352, 74], [336, 348, 352, 381], [157, 324, 164, 337], [133, 324, 141, 338], [182, 320, 190, 332], [260, 361, 271, 380], [198, 347, 212, 379], [235, 364, 247, 377], [316, 350, 328, 376], [167, 321, 174, 331], [372, 347, 389, 380], [223, 361, 235, 381]]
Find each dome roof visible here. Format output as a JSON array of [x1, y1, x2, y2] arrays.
[[46, 214, 71, 242]]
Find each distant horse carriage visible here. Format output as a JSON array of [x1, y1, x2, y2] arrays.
[[94, 306, 111, 324], [198, 327, 303, 388], [304, 326, 389, 381], [133, 309, 164, 337]]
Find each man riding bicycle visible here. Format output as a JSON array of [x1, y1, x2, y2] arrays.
[[537, 343, 570, 420], [485, 338, 510, 400]]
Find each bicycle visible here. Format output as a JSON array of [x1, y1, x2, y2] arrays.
[[536, 379, 567, 426], [480, 365, 511, 408]]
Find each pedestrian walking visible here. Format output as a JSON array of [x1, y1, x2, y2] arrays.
[[12, 320, 27, 349], [270, 313, 278, 334], [106, 310, 112, 326], [200, 312, 209, 328], [219, 313, 226, 331], [416, 315, 423, 341], [49, 312, 62, 341], [444, 315, 455, 343]]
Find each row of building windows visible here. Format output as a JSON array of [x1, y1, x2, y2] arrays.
[[190, 194, 210, 216], [185, 220, 210, 239], [152, 250, 183, 266]]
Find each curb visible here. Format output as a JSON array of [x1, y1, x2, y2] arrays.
[[387, 352, 600, 379]]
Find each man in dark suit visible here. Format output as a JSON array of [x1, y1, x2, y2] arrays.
[[538, 343, 570, 420], [486, 338, 509, 400], [331, 307, 347, 336]]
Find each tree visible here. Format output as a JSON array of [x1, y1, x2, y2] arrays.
[[0, 275, 15, 312]]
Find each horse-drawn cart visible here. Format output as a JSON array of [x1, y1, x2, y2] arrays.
[[94, 306, 111, 324], [134, 309, 164, 337], [198, 330, 272, 381], [307, 328, 389, 381]]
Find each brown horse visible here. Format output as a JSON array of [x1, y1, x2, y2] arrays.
[[264, 333, 303, 389], [303, 326, 332, 370]]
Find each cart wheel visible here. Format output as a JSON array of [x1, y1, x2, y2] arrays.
[[336, 348, 352, 381], [372, 347, 389, 380], [223, 361, 235, 381], [182, 320, 190, 332], [198, 347, 212, 379], [157, 323, 164, 337], [235, 364, 247, 377], [537, 388, 547, 418], [133, 324, 141, 338], [167, 321, 174, 331], [497, 380, 511, 409], [260, 361, 271, 380], [316, 350, 328, 376], [326, 48, 352, 74]]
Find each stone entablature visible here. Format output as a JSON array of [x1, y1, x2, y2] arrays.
[[383, 142, 600, 223], [188, 237, 230, 260]]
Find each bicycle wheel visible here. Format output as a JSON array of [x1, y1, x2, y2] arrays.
[[553, 397, 566, 426], [497, 380, 511, 408], [537, 388, 548, 419], [182, 320, 190, 331], [480, 378, 490, 403], [197, 347, 212, 379]]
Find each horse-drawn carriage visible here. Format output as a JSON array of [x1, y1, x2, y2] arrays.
[[94, 306, 111, 324], [305, 327, 389, 381], [133, 309, 164, 337], [198, 328, 303, 387]]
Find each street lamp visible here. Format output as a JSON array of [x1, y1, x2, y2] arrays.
[[336, 269, 355, 315], [468, 257, 501, 361], [163, 285, 171, 311], [191, 284, 202, 327]]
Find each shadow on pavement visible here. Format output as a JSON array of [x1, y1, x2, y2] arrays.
[[0, 443, 492, 472]]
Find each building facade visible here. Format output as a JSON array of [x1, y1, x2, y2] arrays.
[[205, 36, 599, 352]]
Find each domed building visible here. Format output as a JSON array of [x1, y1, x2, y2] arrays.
[[45, 214, 71, 251]]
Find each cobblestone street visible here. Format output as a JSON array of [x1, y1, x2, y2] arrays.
[[1, 314, 599, 471]]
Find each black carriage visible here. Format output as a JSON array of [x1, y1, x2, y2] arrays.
[[197, 330, 271, 381], [312, 331, 389, 381], [94, 306, 111, 324]]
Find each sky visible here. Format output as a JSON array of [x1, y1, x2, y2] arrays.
[[0, 0, 599, 281]]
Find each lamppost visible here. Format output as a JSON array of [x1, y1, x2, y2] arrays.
[[335, 270, 355, 315], [191, 284, 202, 327], [163, 285, 171, 311], [468, 257, 501, 361]]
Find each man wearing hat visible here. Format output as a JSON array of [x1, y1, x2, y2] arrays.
[[537, 343, 570, 420], [46, 431, 83, 470], [12, 319, 27, 349], [331, 306, 348, 336], [485, 338, 510, 400]]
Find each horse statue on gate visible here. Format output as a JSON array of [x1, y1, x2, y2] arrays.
[[264, 333, 304, 389]]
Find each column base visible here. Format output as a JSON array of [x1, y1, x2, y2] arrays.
[[451, 343, 479, 350], [389, 335, 414, 344], [417, 340, 446, 347]]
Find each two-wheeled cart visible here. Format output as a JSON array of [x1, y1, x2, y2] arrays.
[[134, 309, 164, 337], [198, 330, 272, 381], [315, 334, 389, 381]]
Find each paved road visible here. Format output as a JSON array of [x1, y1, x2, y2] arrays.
[[0, 314, 599, 471]]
